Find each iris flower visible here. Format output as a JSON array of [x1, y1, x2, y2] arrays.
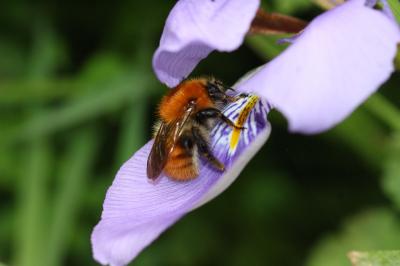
[[91, 0, 400, 265]]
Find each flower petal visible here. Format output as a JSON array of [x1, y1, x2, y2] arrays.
[[91, 94, 271, 266], [238, 0, 400, 134], [152, 0, 260, 87]]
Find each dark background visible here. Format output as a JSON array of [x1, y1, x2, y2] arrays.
[[1, 1, 400, 266]]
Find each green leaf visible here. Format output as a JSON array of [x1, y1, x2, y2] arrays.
[[77, 53, 128, 91], [115, 99, 149, 168], [26, 21, 66, 80], [0, 79, 77, 105], [43, 127, 99, 266], [13, 138, 52, 266], [307, 208, 400, 266], [348, 250, 400, 266], [0, 53, 128, 106], [387, 0, 400, 24], [272, 0, 312, 14], [381, 133, 400, 210], [328, 108, 388, 168], [312, 0, 343, 9], [0, 208, 13, 256], [395, 46, 400, 71], [1, 67, 156, 147], [0, 39, 26, 77], [0, 148, 21, 187], [246, 35, 289, 60], [364, 94, 400, 132], [261, 0, 313, 14]]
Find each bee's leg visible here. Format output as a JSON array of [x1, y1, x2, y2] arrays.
[[225, 92, 249, 103], [206, 83, 243, 103], [192, 127, 225, 171], [196, 108, 245, 130]]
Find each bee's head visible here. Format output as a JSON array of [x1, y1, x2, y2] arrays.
[[205, 78, 234, 104]]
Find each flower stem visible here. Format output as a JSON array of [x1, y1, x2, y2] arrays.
[[364, 94, 400, 131]]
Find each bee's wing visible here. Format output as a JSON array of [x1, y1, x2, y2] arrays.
[[147, 122, 170, 180], [146, 104, 195, 180]]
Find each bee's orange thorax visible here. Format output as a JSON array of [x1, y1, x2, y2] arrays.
[[158, 80, 214, 123]]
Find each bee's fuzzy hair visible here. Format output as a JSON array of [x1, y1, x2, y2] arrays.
[[152, 120, 162, 138]]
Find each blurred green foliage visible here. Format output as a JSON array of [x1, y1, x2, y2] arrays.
[[307, 208, 400, 266], [388, 0, 400, 24], [0, 1, 400, 266], [349, 250, 400, 266]]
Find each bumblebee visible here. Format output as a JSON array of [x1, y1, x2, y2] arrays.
[[147, 78, 244, 181]]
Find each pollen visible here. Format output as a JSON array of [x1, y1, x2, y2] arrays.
[[230, 95, 259, 151]]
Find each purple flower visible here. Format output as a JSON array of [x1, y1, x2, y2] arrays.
[[91, 0, 400, 265], [152, 0, 260, 88], [92, 94, 272, 266], [238, 0, 399, 133]]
